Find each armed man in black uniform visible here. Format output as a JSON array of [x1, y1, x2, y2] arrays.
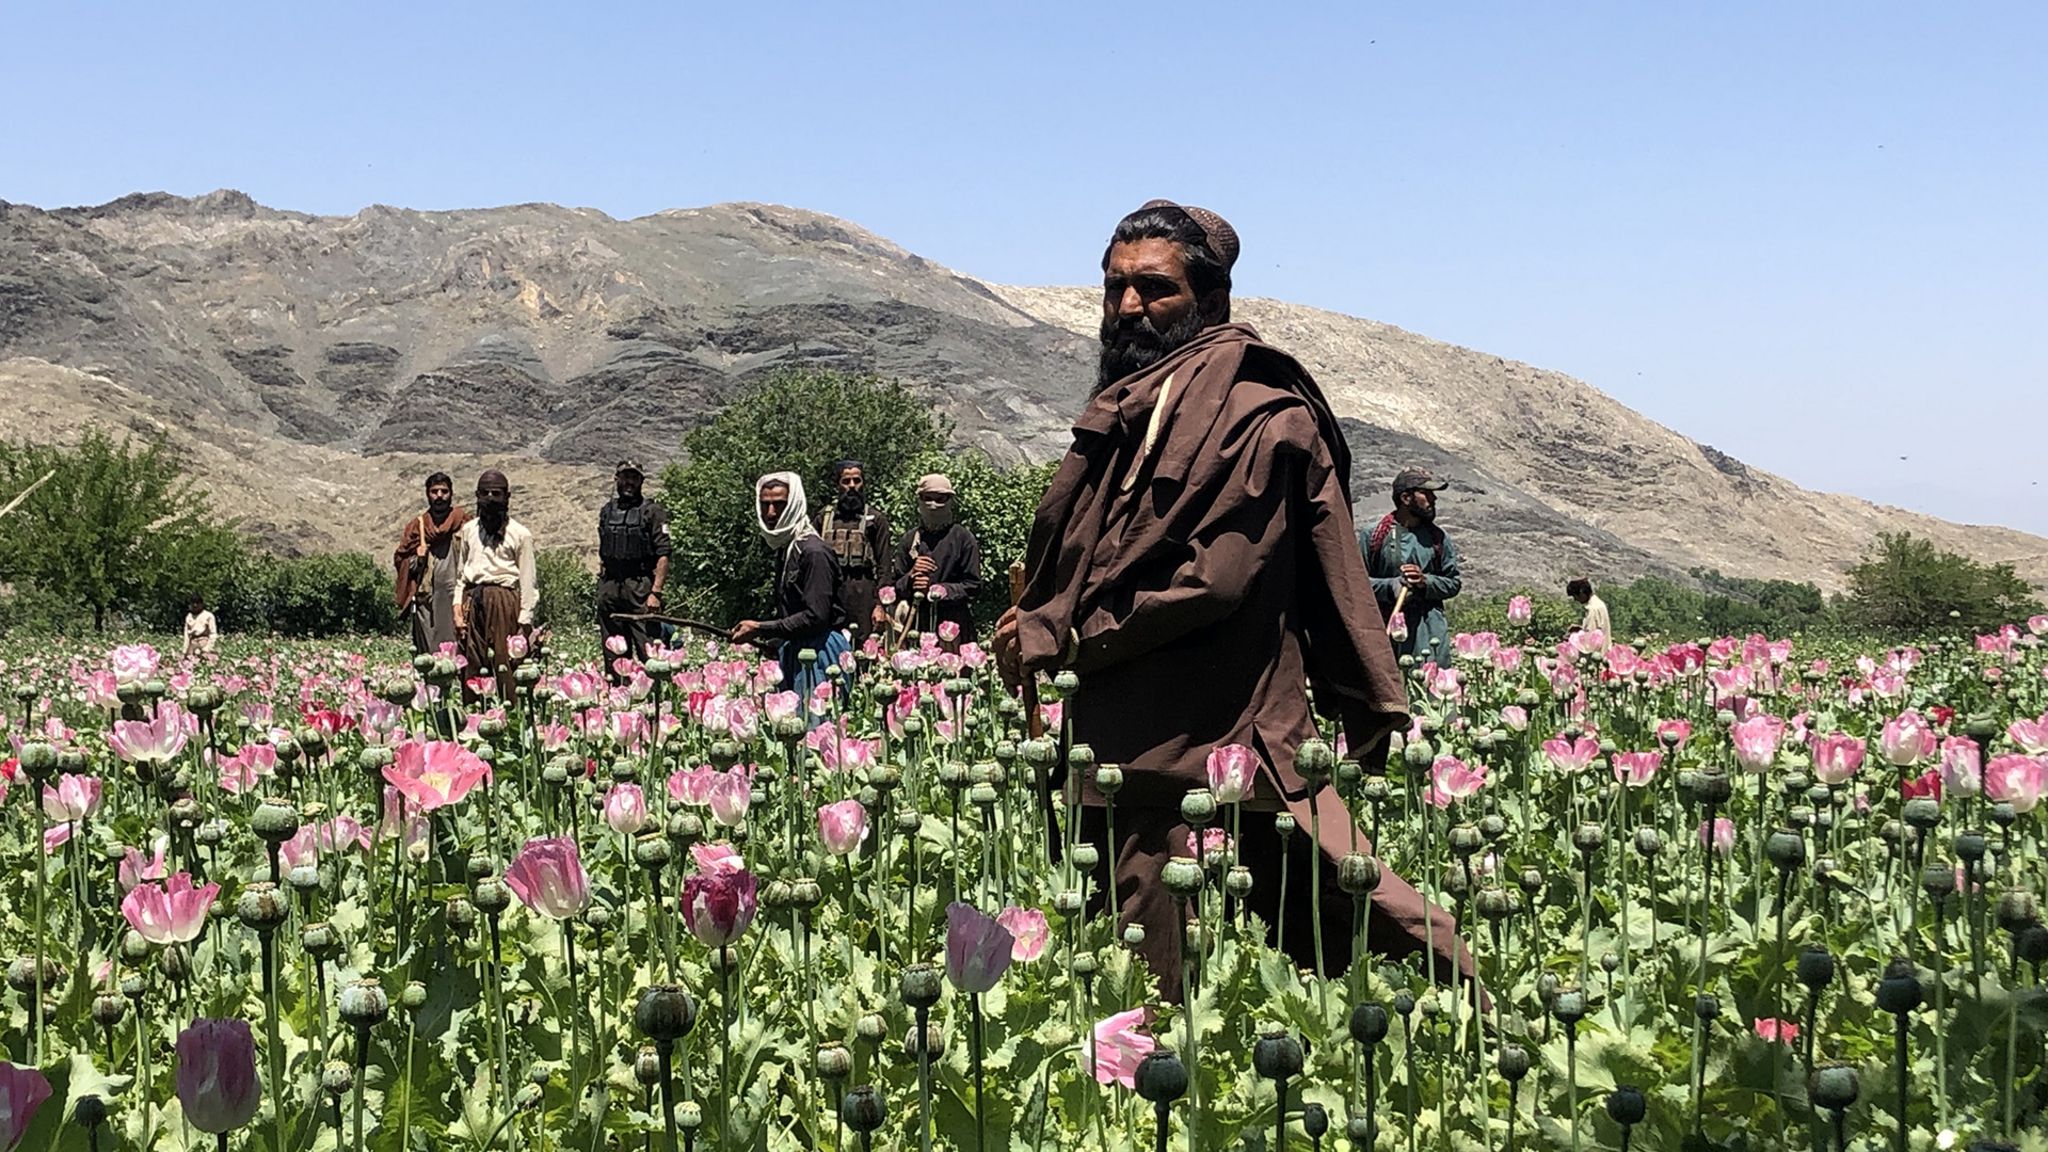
[[816, 459, 892, 648], [596, 461, 672, 674]]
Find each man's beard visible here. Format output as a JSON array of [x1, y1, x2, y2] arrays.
[[615, 488, 641, 507], [1096, 308, 1209, 395], [427, 498, 453, 519], [1410, 502, 1437, 526], [477, 499, 510, 538], [836, 489, 866, 515]]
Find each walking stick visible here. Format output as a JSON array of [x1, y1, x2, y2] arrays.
[[0, 469, 57, 522], [1009, 560, 1043, 740], [1387, 585, 1410, 628], [608, 613, 735, 641]]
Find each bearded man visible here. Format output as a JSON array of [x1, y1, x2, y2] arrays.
[[730, 473, 849, 702], [994, 200, 1462, 1000], [393, 472, 469, 655], [1364, 468, 1462, 669], [816, 459, 891, 647], [597, 461, 671, 672], [451, 470, 537, 699]]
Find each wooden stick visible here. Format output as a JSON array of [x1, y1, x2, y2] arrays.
[[608, 612, 734, 641], [0, 469, 56, 522]]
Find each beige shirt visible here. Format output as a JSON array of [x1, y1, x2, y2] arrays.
[[1581, 594, 1611, 639], [452, 518, 539, 625], [183, 610, 218, 655]]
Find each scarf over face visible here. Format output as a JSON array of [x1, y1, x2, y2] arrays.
[[1014, 322, 1410, 802]]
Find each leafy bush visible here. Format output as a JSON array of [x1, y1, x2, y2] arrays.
[[1845, 531, 2041, 634], [536, 547, 597, 630], [216, 552, 394, 636]]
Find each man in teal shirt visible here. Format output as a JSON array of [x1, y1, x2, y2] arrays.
[[1363, 467, 1462, 668]]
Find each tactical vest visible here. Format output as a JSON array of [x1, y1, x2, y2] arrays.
[[820, 509, 877, 575], [599, 500, 657, 570]]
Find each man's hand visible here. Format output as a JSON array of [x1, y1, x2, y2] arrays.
[[911, 556, 938, 577], [730, 620, 761, 645], [453, 606, 469, 635], [993, 607, 1023, 690], [872, 606, 888, 626], [1401, 563, 1427, 590], [642, 589, 663, 613], [407, 554, 427, 579]]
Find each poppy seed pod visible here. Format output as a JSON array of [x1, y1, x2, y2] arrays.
[[1605, 1085, 1647, 1125], [855, 1013, 888, 1045], [1337, 854, 1380, 897], [401, 982, 428, 1011], [1303, 1101, 1329, 1140], [1162, 858, 1206, 898], [1573, 823, 1606, 854], [1225, 866, 1254, 899], [1875, 957, 1923, 1015], [1094, 765, 1124, 795], [1921, 861, 1958, 902], [815, 1043, 852, 1081], [1964, 714, 2000, 742], [1600, 952, 1620, 974], [338, 980, 390, 1028], [92, 994, 129, 1029], [1497, 1043, 1531, 1081], [1252, 1026, 1305, 1080], [1053, 890, 1084, 917], [1296, 738, 1336, 783], [1403, 738, 1435, 770], [2016, 924, 2048, 966], [1134, 1050, 1190, 1103], [301, 922, 342, 961], [252, 798, 300, 843], [1393, 991, 1417, 1018], [1695, 993, 1721, 1021], [1633, 827, 1663, 858], [1808, 1062, 1859, 1111], [901, 963, 943, 1009], [634, 834, 672, 872], [1902, 797, 1941, 831], [1476, 887, 1516, 922], [895, 810, 922, 836], [1180, 789, 1217, 827], [445, 897, 478, 932], [1349, 1002, 1389, 1047], [322, 1060, 355, 1097], [675, 1102, 703, 1130], [73, 1094, 107, 1131], [1448, 824, 1485, 857], [1478, 813, 1508, 842], [1765, 829, 1806, 871], [1519, 868, 1546, 897], [1068, 744, 1096, 772], [472, 878, 512, 915], [1552, 988, 1587, 1025], [1797, 945, 1836, 992], [840, 1086, 888, 1133], [1694, 768, 1734, 805], [1347, 1110, 1375, 1143], [634, 984, 698, 1042], [1070, 843, 1100, 872], [1954, 830, 1989, 863], [633, 1046, 663, 1087], [236, 882, 290, 931], [1996, 892, 2041, 935]]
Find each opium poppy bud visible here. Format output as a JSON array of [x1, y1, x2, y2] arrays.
[[338, 980, 390, 1028], [1695, 993, 1720, 1021], [1337, 854, 1380, 897], [1875, 957, 1923, 1015], [1765, 829, 1806, 871], [1134, 1050, 1189, 1103], [120, 929, 151, 964], [1349, 1002, 1389, 1047], [2016, 924, 2048, 967], [1600, 952, 1620, 974], [841, 1086, 888, 1133], [1253, 1026, 1304, 1080], [1634, 827, 1663, 858], [1122, 924, 1146, 949], [1273, 814, 1297, 840], [1535, 973, 1560, 1007], [1162, 858, 1206, 898], [901, 963, 943, 1009], [1392, 991, 1417, 1019], [400, 981, 428, 1012], [1808, 1063, 1859, 1111]]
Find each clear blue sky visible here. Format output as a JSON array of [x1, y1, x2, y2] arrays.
[[5, 2, 2042, 536]]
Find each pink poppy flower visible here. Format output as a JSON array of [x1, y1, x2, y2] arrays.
[[1984, 755, 2047, 814], [1940, 736, 1982, 797], [1698, 817, 1735, 857], [1425, 755, 1488, 808], [121, 872, 220, 945], [817, 799, 870, 857], [1879, 710, 1937, 767], [996, 906, 1050, 962], [1612, 751, 1662, 789], [382, 740, 491, 811], [1542, 736, 1599, 774], [1082, 1008, 1156, 1090], [1753, 1017, 1800, 1045], [1205, 743, 1257, 805], [690, 842, 745, 875], [503, 837, 591, 920], [1809, 733, 1865, 786]]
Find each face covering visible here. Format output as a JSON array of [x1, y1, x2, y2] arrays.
[[755, 472, 817, 551], [918, 498, 955, 532], [616, 483, 642, 507]]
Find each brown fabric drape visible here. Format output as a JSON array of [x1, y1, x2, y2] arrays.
[[461, 585, 523, 700]]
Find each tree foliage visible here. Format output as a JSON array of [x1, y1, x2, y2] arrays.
[[0, 430, 243, 630], [1844, 531, 2041, 634], [656, 368, 954, 624]]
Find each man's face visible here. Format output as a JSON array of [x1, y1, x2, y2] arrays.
[[426, 483, 453, 510], [838, 468, 864, 496], [1401, 488, 1438, 523], [1096, 238, 1211, 392], [759, 483, 790, 527], [617, 474, 643, 501]]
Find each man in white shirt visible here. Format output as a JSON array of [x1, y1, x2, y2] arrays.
[[1568, 577, 1611, 642], [452, 469, 538, 699], [183, 596, 219, 659]]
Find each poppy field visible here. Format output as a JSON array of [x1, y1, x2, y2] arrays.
[[1, 614, 2046, 1151]]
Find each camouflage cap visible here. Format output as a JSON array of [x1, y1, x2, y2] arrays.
[[1392, 467, 1449, 498], [614, 461, 644, 479]]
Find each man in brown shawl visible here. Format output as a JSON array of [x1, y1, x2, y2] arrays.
[[393, 472, 468, 655], [995, 200, 1463, 1000]]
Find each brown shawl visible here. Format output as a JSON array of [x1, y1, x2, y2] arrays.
[[1015, 322, 1409, 804], [393, 506, 470, 609]]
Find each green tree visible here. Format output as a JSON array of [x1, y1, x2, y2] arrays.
[[0, 430, 244, 630], [1846, 531, 2041, 634], [657, 368, 951, 623]]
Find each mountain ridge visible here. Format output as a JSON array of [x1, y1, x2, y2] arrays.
[[3, 188, 2041, 596]]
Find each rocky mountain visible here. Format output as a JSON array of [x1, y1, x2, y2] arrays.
[[3, 190, 2042, 595]]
